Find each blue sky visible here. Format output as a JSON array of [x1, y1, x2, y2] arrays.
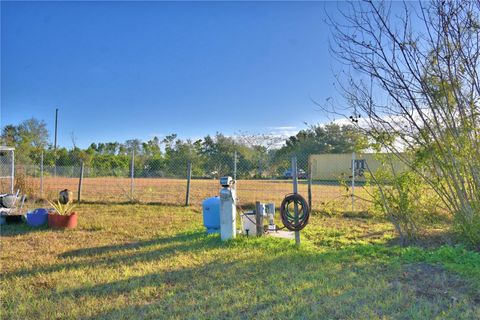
[[2, 1, 345, 148]]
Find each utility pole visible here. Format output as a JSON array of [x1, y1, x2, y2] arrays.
[[54, 108, 58, 177], [54, 108, 58, 151]]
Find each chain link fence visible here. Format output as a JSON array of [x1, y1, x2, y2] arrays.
[[2, 149, 373, 213], [0, 147, 15, 194]]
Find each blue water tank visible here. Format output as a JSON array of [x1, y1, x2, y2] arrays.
[[202, 196, 220, 234]]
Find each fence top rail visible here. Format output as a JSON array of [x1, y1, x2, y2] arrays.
[[0, 146, 15, 151]]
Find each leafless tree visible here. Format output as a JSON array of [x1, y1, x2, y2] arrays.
[[327, 0, 480, 245], [234, 131, 285, 151]]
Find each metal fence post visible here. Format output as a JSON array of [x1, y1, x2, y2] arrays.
[[233, 151, 237, 181], [130, 149, 135, 199], [307, 157, 312, 211], [185, 161, 192, 206], [351, 151, 355, 213], [78, 161, 84, 203], [292, 156, 300, 246], [11, 150, 15, 193], [53, 152, 57, 178], [40, 151, 44, 198]]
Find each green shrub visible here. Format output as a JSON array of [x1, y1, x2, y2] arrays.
[[369, 169, 442, 245]]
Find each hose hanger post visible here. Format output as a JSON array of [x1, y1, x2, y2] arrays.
[[279, 193, 310, 232], [291, 156, 302, 245]]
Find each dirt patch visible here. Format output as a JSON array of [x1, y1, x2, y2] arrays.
[[394, 263, 479, 304], [23, 176, 371, 211], [386, 229, 460, 249]]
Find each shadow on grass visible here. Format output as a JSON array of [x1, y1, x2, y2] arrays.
[[0, 222, 49, 237], [4, 227, 480, 319], [3, 231, 222, 280], [59, 231, 207, 258], [66, 241, 479, 319], [384, 229, 461, 250]]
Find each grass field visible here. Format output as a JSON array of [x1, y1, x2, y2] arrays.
[[19, 176, 370, 213], [1, 203, 479, 319]]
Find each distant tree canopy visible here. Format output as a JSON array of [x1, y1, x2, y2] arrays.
[[275, 123, 368, 167], [1, 119, 365, 178], [1, 118, 49, 163]]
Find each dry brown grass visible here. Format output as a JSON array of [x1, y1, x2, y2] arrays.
[[21, 176, 373, 212]]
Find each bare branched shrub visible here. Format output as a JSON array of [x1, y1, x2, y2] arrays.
[[327, 0, 480, 246], [14, 166, 35, 198]]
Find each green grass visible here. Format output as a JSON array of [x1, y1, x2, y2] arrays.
[[1, 204, 479, 319]]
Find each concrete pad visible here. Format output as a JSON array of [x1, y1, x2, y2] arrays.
[[266, 230, 295, 240]]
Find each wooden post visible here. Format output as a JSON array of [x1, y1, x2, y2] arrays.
[[308, 157, 312, 212], [185, 161, 192, 206], [40, 151, 44, 197], [77, 161, 84, 203], [292, 156, 300, 246], [255, 201, 264, 237]]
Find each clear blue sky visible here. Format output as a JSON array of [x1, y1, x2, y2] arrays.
[[2, 1, 344, 148]]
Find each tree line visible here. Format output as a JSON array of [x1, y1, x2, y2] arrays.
[[1, 118, 363, 178]]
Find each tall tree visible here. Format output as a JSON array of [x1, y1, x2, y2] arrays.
[[1, 118, 49, 163]]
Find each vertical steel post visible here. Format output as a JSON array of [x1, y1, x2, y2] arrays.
[[130, 149, 135, 199], [185, 161, 192, 206], [40, 151, 44, 197], [233, 151, 237, 182], [292, 156, 300, 246], [351, 152, 355, 213], [54, 108, 58, 178], [11, 150, 14, 193], [307, 157, 312, 212], [54, 108, 58, 152]]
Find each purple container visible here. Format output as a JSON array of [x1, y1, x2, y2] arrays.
[[26, 208, 49, 227]]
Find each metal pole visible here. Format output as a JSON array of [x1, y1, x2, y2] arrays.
[[77, 161, 84, 203], [40, 151, 44, 198], [54, 108, 58, 177], [54, 108, 58, 152], [185, 161, 192, 206], [292, 156, 300, 246], [351, 152, 356, 213], [130, 149, 135, 199], [307, 157, 312, 212], [11, 150, 14, 194], [233, 151, 237, 182]]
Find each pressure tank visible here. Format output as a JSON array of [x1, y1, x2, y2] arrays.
[[202, 196, 220, 234]]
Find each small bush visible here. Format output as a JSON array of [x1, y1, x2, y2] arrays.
[[454, 207, 480, 250], [369, 169, 442, 245], [14, 167, 35, 198]]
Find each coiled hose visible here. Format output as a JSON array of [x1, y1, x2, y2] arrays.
[[280, 193, 310, 231]]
